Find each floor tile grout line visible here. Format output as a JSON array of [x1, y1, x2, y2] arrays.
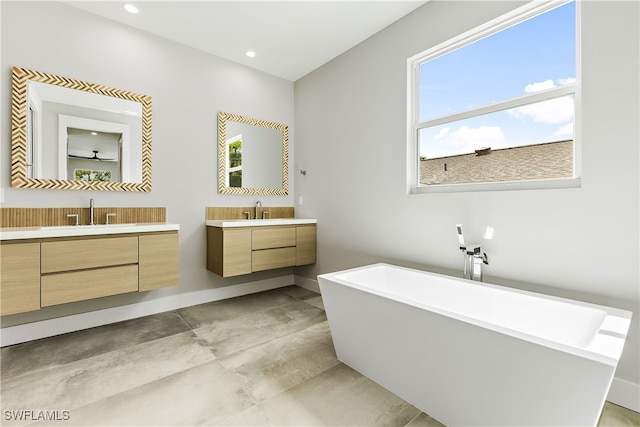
[[252, 357, 343, 407], [185, 294, 327, 361], [178, 288, 308, 331], [1, 333, 219, 418], [58, 357, 229, 422], [404, 411, 424, 427], [217, 353, 343, 423], [213, 322, 341, 414], [201, 311, 329, 362], [174, 308, 196, 331], [199, 308, 337, 425], [1, 312, 195, 382]]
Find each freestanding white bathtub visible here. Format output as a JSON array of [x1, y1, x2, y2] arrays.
[[318, 263, 631, 427]]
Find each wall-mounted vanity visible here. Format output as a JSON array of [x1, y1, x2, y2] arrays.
[[10, 66, 152, 192], [0, 223, 179, 316], [211, 110, 307, 276], [206, 219, 316, 277], [206, 206, 316, 277]]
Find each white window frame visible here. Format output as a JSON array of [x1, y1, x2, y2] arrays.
[[407, 0, 581, 194]]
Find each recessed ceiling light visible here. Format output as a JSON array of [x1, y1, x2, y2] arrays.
[[246, 51, 256, 58], [90, 131, 98, 136], [124, 4, 139, 14]]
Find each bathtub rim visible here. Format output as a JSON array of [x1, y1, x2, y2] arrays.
[[318, 263, 632, 367]]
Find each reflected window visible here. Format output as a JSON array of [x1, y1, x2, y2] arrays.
[[227, 134, 243, 187]]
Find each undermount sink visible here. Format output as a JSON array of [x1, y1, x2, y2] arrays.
[[40, 223, 136, 230]]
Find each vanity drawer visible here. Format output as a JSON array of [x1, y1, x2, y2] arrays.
[[252, 247, 296, 272], [41, 264, 139, 307], [252, 227, 296, 250], [41, 236, 138, 273]]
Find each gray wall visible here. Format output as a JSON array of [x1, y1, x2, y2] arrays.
[[294, 0, 640, 391], [1, 2, 295, 325]]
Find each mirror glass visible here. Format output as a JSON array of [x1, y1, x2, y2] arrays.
[[11, 67, 152, 191], [218, 111, 288, 195]]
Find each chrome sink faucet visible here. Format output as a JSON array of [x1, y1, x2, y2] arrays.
[[89, 198, 95, 225], [255, 200, 262, 220], [456, 224, 489, 281]]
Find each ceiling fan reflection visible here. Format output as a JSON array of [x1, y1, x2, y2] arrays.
[[68, 150, 116, 161]]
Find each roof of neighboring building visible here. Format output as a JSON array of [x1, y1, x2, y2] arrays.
[[420, 140, 574, 186]]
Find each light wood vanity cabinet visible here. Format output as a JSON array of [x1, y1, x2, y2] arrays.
[[296, 225, 317, 266], [0, 242, 41, 316], [0, 231, 179, 315], [139, 233, 180, 292], [207, 224, 316, 277], [207, 228, 252, 277]]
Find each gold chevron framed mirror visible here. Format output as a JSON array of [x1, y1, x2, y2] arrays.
[[10, 66, 152, 191], [217, 111, 288, 196]]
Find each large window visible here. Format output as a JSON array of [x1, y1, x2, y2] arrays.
[[408, 0, 579, 192]]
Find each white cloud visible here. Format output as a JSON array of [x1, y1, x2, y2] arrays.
[[449, 126, 504, 144], [524, 77, 575, 94], [525, 79, 556, 93], [556, 77, 576, 86], [554, 122, 574, 136], [435, 127, 450, 139], [435, 125, 506, 154], [509, 95, 574, 124]]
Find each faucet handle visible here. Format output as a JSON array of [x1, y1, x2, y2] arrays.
[[105, 213, 116, 225], [456, 224, 466, 250], [480, 252, 489, 265], [466, 244, 481, 255], [243, 211, 251, 220], [66, 213, 79, 226]]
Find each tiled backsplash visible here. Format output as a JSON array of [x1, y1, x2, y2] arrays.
[[0, 207, 167, 228], [206, 206, 294, 221]]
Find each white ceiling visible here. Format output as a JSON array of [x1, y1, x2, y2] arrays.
[[62, 1, 427, 81]]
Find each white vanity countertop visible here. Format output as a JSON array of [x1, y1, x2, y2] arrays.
[[206, 218, 317, 228], [0, 223, 180, 241]]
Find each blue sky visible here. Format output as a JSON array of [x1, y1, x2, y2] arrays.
[[419, 1, 576, 159]]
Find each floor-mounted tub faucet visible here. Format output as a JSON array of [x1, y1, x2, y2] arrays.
[[456, 224, 489, 281]]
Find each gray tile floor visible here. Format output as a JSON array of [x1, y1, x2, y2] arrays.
[[1, 286, 638, 426]]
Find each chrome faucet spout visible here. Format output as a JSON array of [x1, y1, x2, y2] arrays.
[[456, 224, 488, 281], [89, 198, 95, 225], [255, 200, 262, 220]]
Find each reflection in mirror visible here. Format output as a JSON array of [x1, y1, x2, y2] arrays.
[[11, 66, 152, 191], [218, 111, 288, 196], [226, 133, 243, 187], [67, 129, 120, 182]]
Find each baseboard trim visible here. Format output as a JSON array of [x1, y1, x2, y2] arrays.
[[293, 274, 320, 293], [608, 377, 640, 412], [0, 275, 294, 347]]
